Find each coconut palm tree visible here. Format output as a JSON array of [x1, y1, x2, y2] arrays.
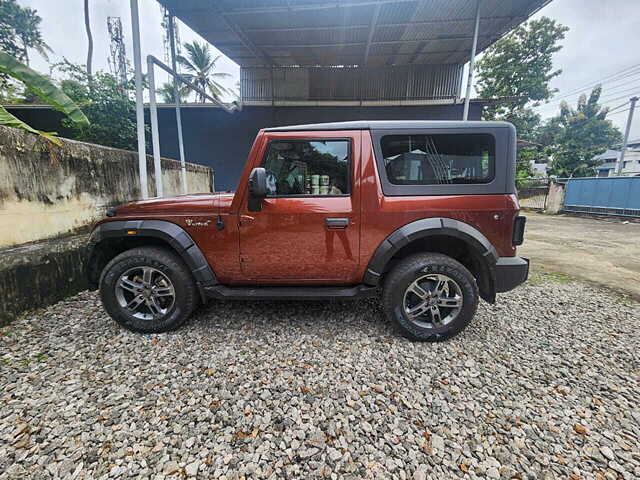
[[14, 6, 53, 66], [177, 41, 231, 102], [157, 81, 189, 103]]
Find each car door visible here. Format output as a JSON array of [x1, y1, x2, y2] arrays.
[[238, 131, 361, 282]]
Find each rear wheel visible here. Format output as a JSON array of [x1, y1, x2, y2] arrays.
[[382, 253, 478, 341], [99, 247, 198, 333]]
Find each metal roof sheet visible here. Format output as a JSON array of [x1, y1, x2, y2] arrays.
[[157, 0, 551, 67]]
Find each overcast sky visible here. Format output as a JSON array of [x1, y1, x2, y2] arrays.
[[19, 0, 640, 140]]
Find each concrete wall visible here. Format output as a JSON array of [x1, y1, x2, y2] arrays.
[[0, 126, 213, 324], [1, 233, 88, 325], [0, 125, 213, 248]]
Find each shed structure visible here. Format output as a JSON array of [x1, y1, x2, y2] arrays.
[[157, 0, 551, 105]]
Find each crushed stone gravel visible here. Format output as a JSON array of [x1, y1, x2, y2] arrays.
[[1, 278, 639, 479]]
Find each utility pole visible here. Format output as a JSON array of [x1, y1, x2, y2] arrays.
[[616, 96, 638, 175]]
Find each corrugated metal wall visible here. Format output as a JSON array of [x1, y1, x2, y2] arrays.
[[564, 177, 640, 218], [241, 64, 463, 101]]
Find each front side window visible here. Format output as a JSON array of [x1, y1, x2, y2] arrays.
[[261, 140, 350, 196], [381, 134, 495, 185]]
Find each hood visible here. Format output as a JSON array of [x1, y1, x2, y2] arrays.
[[115, 192, 235, 216]]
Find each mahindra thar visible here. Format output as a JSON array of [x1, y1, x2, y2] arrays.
[[86, 121, 528, 341]]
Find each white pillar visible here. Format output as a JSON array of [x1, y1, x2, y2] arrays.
[[147, 56, 163, 197], [130, 0, 148, 198]]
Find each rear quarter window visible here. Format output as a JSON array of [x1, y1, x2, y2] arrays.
[[371, 126, 514, 196], [381, 134, 495, 185]]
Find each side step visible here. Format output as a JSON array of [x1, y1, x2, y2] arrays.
[[204, 284, 378, 301]]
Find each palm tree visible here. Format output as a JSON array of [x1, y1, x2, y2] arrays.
[[157, 82, 189, 103], [177, 41, 231, 102], [13, 6, 53, 66]]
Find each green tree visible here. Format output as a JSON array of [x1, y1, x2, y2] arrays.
[[0, 52, 88, 145], [177, 41, 231, 102], [547, 86, 622, 178], [57, 62, 146, 151], [475, 17, 568, 179], [0, 0, 52, 97], [535, 115, 563, 147], [157, 81, 189, 103], [476, 17, 568, 118], [0, 0, 51, 65]]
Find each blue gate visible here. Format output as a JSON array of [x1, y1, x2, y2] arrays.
[[564, 177, 640, 217]]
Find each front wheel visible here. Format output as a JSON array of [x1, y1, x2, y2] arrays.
[[382, 253, 479, 342], [99, 247, 198, 333]]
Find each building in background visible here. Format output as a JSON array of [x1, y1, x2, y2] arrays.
[[595, 140, 640, 177]]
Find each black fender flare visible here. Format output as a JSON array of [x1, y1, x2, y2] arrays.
[[363, 217, 498, 301], [86, 219, 217, 295]]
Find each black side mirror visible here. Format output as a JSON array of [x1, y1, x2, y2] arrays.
[[248, 167, 267, 211]]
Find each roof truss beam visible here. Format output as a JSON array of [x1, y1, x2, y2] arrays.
[[208, 5, 274, 65], [220, 0, 420, 16], [218, 36, 492, 49], [241, 16, 523, 33]]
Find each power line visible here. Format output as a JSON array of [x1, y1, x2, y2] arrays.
[[536, 74, 640, 110], [536, 92, 640, 119], [607, 100, 631, 114], [543, 63, 640, 102], [606, 100, 633, 116], [600, 90, 640, 105], [533, 64, 640, 111], [608, 107, 631, 117]]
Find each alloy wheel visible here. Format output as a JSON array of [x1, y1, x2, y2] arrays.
[[402, 273, 463, 328], [114, 266, 175, 320]]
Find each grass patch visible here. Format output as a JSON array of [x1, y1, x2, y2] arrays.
[[527, 266, 573, 285]]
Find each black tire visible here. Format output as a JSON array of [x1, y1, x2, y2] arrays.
[[99, 247, 198, 333], [382, 253, 478, 342]]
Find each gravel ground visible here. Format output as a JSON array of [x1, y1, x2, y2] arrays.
[[1, 276, 639, 480]]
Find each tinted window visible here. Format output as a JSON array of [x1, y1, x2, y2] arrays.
[[380, 134, 495, 185], [262, 140, 350, 196]]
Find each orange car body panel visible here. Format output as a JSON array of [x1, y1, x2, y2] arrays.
[[108, 129, 520, 286]]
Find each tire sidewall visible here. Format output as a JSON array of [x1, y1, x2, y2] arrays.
[[100, 250, 192, 333], [387, 257, 478, 341]]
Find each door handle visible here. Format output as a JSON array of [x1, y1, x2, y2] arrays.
[[325, 217, 349, 229], [240, 215, 255, 226]]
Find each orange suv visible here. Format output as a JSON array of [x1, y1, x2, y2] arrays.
[[87, 121, 528, 341]]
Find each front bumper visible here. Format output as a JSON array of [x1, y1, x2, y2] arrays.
[[494, 256, 529, 293]]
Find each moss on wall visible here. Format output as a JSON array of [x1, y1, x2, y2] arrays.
[[0, 126, 213, 248]]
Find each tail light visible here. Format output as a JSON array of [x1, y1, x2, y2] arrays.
[[512, 216, 526, 246]]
